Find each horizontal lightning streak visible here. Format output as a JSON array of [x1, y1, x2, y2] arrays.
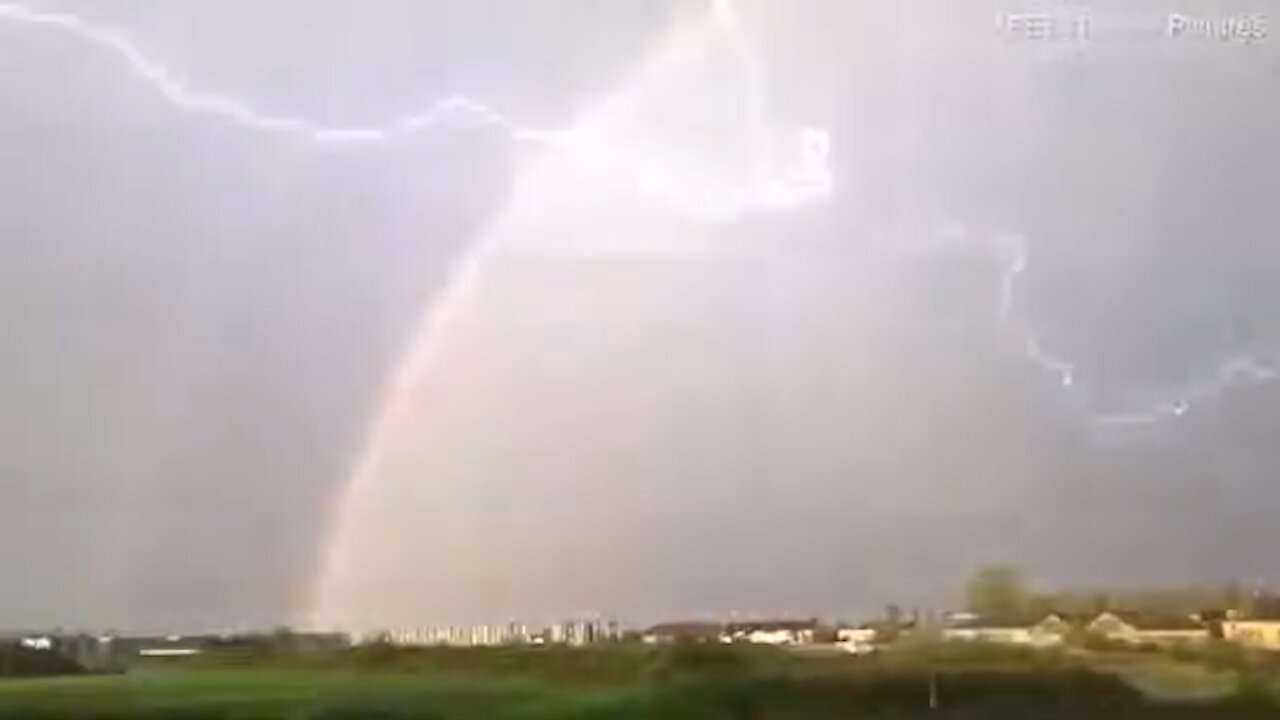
[[998, 239, 1278, 428], [0, 0, 839, 629], [0, 2, 831, 223], [5, 0, 1269, 436]]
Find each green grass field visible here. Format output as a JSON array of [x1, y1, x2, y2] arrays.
[[0, 643, 1276, 719], [0, 670, 600, 719]]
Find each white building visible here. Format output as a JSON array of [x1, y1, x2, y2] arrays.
[[388, 619, 611, 647], [723, 620, 819, 645], [942, 625, 1036, 645], [19, 636, 53, 651], [941, 614, 1073, 648], [836, 627, 877, 654], [389, 622, 530, 647]]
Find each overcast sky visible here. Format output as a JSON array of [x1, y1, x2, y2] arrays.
[[2, 0, 1279, 633]]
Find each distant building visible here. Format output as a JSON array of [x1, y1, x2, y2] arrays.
[[1222, 620, 1280, 650], [18, 636, 53, 651], [943, 621, 1035, 646], [12, 631, 351, 670], [389, 622, 529, 647], [941, 613, 1073, 647], [566, 619, 590, 646], [541, 618, 620, 646], [129, 634, 215, 658], [384, 618, 614, 647], [641, 622, 723, 644], [836, 627, 876, 644], [723, 620, 820, 645], [836, 627, 877, 654], [588, 618, 620, 643], [1032, 613, 1077, 643], [1086, 612, 1209, 647]]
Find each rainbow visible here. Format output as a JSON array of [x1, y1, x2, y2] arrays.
[[304, 2, 833, 630], [0, 0, 833, 630]]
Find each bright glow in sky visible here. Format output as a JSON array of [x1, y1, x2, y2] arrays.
[[3, 0, 1280, 632], [306, 0, 836, 630]]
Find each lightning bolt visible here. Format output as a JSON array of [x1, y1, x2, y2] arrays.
[[0, 2, 832, 222], [0, 0, 836, 630], [997, 235, 1278, 428], [5, 1, 1268, 440]]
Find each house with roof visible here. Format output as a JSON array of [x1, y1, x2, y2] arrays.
[[943, 612, 1078, 647], [1085, 611, 1209, 646], [1222, 619, 1280, 650], [1033, 613, 1077, 639], [640, 622, 723, 645], [723, 619, 820, 645], [941, 613, 1073, 647], [943, 620, 1035, 645], [836, 626, 877, 654]]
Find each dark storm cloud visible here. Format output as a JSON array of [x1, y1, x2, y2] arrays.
[[3, 0, 1280, 632], [312, 0, 1280, 630], [0, 0, 673, 631]]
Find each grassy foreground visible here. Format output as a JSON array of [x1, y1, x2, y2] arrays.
[[0, 643, 1276, 719]]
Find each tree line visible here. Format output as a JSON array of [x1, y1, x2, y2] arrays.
[[963, 565, 1280, 622]]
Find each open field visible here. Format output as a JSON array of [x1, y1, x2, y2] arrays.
[[0, 644, 1277, 719]]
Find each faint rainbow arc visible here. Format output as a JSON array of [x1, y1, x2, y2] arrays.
[[303, 2, 834, 627]]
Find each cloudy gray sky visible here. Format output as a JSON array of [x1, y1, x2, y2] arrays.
[[2, 0, 1278, 633]]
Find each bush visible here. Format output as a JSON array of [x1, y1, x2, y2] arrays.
[[1082, 633, 1138, 654], [1168, 639, 1248, 670], [643, 642, 754, 684], [0, 643, 86, 677]]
